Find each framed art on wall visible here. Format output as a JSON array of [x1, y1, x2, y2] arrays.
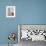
[[18, 24, 46, 42], [6, 6, 16, 18]]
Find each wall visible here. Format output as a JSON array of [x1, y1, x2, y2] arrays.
[[17, 0, 46, 24], [0, 0, 18, 44], [0, 0, 46, 44]]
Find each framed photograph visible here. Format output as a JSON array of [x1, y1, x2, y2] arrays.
[[6, 6, 16, 18], [18, 24, 46, 42]]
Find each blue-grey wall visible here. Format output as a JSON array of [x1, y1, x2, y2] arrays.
[[0, 0, 46, 44], [17, 0, 46, 24], [0, 0, 17, 44]]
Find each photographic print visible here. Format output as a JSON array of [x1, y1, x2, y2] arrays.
[[6, 6, 16, 18], [18, 24, 46, 46]]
